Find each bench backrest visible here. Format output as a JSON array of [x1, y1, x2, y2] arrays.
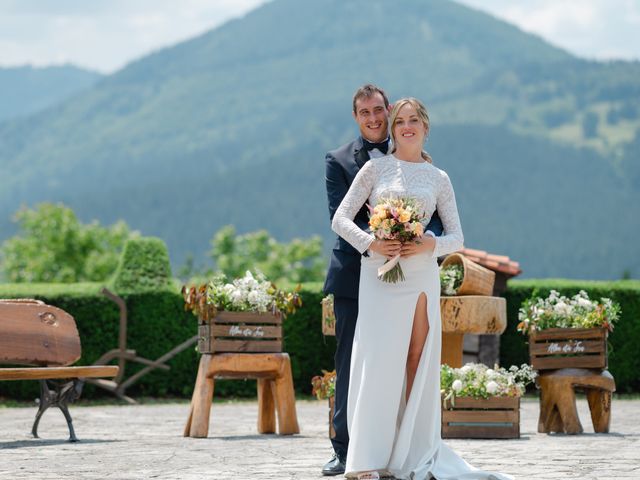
[[0, 300, 81, 367]]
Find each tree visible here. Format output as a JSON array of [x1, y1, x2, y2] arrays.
[[1, 203, 137, 282], [209, 225, 325, 283], [582, 111, 599, 139]]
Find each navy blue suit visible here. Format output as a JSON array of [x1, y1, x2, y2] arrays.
[[323, 137, 443, 460]]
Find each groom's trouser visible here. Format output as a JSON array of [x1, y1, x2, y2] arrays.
[[331, 296, 358, 461]]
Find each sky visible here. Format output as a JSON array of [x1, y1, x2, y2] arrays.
[[0, 0, 638, 74]]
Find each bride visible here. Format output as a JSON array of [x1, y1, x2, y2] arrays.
[[331, 97, 514, 480]]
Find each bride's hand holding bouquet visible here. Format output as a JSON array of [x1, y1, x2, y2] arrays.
[[367, 197, 428, 283], [400, 234, 435, 257]]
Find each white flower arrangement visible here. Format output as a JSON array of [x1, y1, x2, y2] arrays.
[[193, 270, 302, 316], [208, 271, 274, 312], [517, 289, 620, 335], [441, 363, 536, 407], [439, 264, 463, 296]]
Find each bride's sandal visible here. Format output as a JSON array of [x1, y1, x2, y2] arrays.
[[357, 472, 380, 480]]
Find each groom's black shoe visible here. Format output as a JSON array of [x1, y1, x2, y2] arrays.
[[322, 453, 346, 476]]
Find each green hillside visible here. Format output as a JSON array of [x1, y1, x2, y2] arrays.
[[0, 0, 638, 279], [0, 64, 102, 122]]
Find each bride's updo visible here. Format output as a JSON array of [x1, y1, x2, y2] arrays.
[[390, 97, 432, 163]]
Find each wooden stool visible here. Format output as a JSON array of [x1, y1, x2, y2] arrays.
[[184, 352, 300, 438], [537, 368, 615, 434]]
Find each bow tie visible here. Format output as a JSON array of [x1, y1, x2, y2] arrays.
[[362, 138, 389, 154]]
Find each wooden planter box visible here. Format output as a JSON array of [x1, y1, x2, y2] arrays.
[[328, 395, 336, 439], [529, 327, 608, 371], [197, 310, 282, 354], [441, 396, 520, 439], [321, 296, 336, 336]]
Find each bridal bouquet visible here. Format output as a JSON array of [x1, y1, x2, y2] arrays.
[[368, 197, 426, 283]]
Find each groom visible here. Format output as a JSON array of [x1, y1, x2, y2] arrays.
[[322, 84, 443, 476]]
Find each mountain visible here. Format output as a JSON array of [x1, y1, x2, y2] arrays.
[[0, 0, 639, 279], [0, 65, 102, 122]]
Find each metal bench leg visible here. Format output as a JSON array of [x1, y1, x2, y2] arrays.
[[32, 380, 53, 439], [32, 379, 84, 442]]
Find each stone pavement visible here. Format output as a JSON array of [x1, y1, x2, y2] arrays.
[[0, 398, 638, 479]]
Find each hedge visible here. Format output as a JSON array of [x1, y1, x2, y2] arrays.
[[111, 237, 172, 293], [1, 279, 638, 400], [502, 279, 640, 393], [0, 282, 335, 401]]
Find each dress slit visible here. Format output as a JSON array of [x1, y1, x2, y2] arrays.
[[405, 291, 430, 403]]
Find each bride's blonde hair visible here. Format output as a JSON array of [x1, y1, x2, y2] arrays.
[[390, 97, 432, 163]]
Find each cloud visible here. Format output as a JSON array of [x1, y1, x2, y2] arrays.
[[1, 0, 638, 72], [0, 0, 269, 73], [454, 0, 640, 60]]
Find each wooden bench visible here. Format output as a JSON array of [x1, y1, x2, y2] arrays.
[[183, 310, 299, 438], [0, 299, 119, 441], [537, 368, 615, 434]]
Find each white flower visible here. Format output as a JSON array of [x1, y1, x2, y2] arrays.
[[452, 380, 463, 393], [486, 381, 499, 395], [460, 365, 471, 374], [247, 290, 260, 305], [230, 290, 244, 304], [486, 369, 495, 378], [576, 297, 592, 308]]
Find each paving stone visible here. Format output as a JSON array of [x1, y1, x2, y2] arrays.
[[0, 398, 638, 479]]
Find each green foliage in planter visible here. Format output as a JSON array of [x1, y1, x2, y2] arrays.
[[502, 279, 640, 393], [0, 281, 335, 400], [111, 237, 172, 293]]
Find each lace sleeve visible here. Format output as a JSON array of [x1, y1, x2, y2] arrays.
[[432, 170, 464, 258], [331, 162, 376, 254]]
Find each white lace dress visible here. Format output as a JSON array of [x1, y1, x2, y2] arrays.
[[332, 155, 514, 480]]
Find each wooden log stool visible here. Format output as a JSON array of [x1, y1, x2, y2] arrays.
[[440, 295, 507, 367], [537, 368, 615, 434], [183, 310, 300, 438]]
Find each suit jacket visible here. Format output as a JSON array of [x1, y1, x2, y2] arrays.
[[323, 137, 443, 299]]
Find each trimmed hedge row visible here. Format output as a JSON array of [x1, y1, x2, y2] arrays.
[[0, 282, 335, 400], [1, 279, 638, 400], [502, 279, 640, 393]]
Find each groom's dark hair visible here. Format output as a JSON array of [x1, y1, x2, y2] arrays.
[[352, 84, 389, 113]]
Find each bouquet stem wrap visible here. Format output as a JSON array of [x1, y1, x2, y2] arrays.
[[377, 253, 404, 283]]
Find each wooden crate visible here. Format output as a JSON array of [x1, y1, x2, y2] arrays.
[[441, 396, 520, 439], [197, 310, 282, 354], [321, 296, 336, 336], [529, 327, 607, 371], [328, 395, 336, 439]]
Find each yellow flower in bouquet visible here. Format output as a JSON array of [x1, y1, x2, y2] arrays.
[[369, 214, 382, 229], [367, 197, 427, 283]]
